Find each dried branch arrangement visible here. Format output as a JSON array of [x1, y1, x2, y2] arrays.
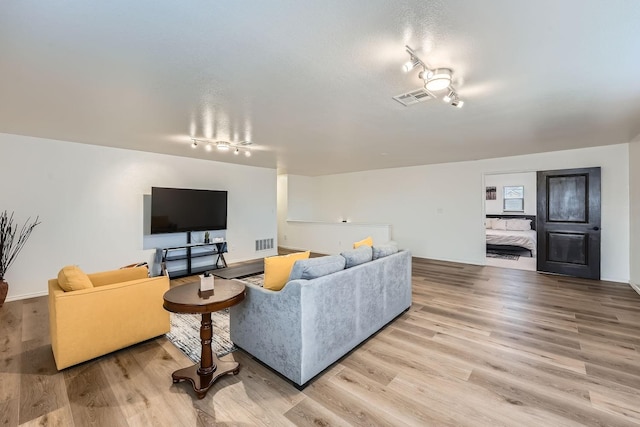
[[0, 211, 41, 280]]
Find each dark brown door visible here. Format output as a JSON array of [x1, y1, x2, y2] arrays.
[[537, 167, 601, 280]]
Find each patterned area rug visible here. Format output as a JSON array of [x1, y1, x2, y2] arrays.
[[486, 251, 520, 260], [165, 274, 265, 363], [166, 309, 236, 363], [236, 273, 264, 287]]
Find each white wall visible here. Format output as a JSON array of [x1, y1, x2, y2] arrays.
[[630, 141, 640, 288], [0, 133, 277, 301], [281, 144, 630, 283], [485, 172, 537, 215], [284, 221, 391, 255], [287, 175, 317, 220]]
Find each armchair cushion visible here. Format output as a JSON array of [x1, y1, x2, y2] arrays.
[[88, 266, 148, 287], [57, 265, 93, 292]]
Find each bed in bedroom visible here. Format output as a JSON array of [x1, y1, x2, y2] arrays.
[[486, 214, 537, 257]]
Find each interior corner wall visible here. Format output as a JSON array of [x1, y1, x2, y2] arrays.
[[630, 141, 640, 287], [485, 172, 537, 215], [0, 133, 277, 301], [284, 144, 630, 283], [277, 174, 288, 246]]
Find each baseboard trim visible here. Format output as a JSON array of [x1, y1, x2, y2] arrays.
[[411, 254, 485, 267], [5, 290, 48, 303], [630, 282, 640, 296]]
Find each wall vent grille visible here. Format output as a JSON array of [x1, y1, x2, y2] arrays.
[[255, 238, 274, 251]]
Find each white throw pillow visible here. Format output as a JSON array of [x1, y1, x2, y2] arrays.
[[492, 219, 507, 230], [485, 218, 495, 229], [506, 219, 532, 231]]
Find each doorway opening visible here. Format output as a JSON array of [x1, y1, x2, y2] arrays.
[[483, 171, 537, 272]]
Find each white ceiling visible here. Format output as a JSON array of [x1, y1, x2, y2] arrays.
[[1, 1, 640, 176]]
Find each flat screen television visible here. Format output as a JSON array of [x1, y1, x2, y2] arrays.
[[151, 187, 227, 234]]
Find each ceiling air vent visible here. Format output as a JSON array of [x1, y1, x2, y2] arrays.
[[392, 88, 435, 106]]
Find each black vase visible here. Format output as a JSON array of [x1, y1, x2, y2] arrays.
[[0, 279, 8, 307]]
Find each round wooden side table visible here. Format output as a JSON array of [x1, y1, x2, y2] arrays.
[[163, 279, 245, 399]]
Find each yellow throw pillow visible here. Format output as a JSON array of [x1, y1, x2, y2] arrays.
[[57, 265, 93, 292], [353, 236, 373, 249], [263, 251, 310, 291]]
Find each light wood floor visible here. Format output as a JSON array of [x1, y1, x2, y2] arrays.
[[2, 258, 640, 426]]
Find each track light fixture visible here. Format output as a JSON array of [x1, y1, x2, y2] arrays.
[[394, 45, 464, 108], [190, 138, 254, 156], [443, 90, 464, 108], [403, 58, 420, 73]]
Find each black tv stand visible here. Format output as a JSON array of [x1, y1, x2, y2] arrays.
[[160, 241, 228, 279]]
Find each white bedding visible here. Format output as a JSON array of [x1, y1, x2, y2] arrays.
[[486, 229, 537, 253]]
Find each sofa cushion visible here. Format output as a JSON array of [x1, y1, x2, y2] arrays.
[[341, 245, 373, 268], [353, 236, 373, 249], [289, 255, 346, 281], [372, 243, 399, 260], [57, 265, 94, 292], [264, 251, 310, 291]]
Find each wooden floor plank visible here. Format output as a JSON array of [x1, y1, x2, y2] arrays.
[[0, 398, 19, 427], [63, 361, 129, 427], [18, 338, 69, 425], [284, 397, 353, 427], [589, 389, 640, 424], [468, 369, 639, 427], [19, 406, 75, 427]]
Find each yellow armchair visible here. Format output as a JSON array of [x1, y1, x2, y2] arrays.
[[48, 266, 170, 370]]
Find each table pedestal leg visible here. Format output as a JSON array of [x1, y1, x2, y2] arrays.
[[171, 312, 239, 399]]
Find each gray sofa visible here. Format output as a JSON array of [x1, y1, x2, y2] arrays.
[[230, 248, 412, 387]]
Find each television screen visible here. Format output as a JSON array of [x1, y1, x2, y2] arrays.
[[151, 187, 227, 234]]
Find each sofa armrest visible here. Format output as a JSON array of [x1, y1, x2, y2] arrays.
[[230, 281, 303, 384], [88, 266, 148, 287], [48, 275, 170, 370]]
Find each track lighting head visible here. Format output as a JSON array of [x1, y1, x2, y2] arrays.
[[403, 58, 420, 73], [443, 90, 455, 103], [234, 148, 239, 155], [191, 139, 198, 148], [451, 98, 464, 108], [216, 141, 230, 151], [418, 68, 434, 80], [443, 90, 464, 108]]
